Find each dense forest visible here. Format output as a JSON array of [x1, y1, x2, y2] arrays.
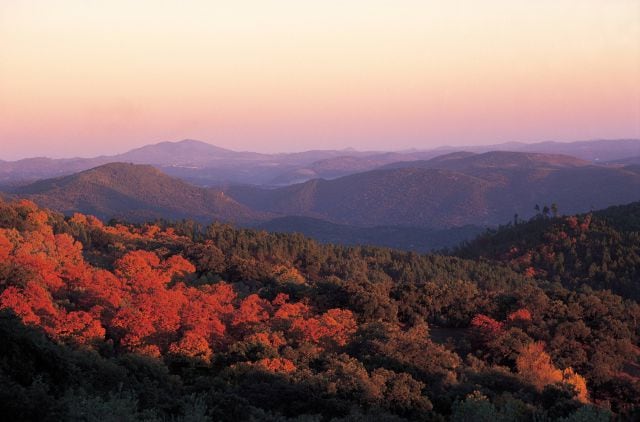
[[457, 203, 640, 301], [0, 198, 638, 421]]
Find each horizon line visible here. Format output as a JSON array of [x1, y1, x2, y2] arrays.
[[2, 137, 640, 162]]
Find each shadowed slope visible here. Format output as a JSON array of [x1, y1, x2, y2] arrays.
[[227, 152, 640, 228], [12, 163, 263, 224]]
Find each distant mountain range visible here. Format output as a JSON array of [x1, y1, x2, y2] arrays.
[[0, 139, 394, 186], [226, 151, 640, 227], [2, 139, 640, 252], [1, 138, 638, 186], [425, 139, 640, 161], [608, 156, 640, 166], [380, 150, 589, 171]]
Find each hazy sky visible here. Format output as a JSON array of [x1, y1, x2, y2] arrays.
[[1, 1, 639, 159]]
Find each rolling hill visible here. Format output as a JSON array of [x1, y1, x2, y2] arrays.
[[431, 138, 640, 162], [226, 151, 640, 228], [5, 149, 640, 240], [0, 139, 391, 186], [10, 163, 263, 224], [510, 138, 640, 162], [608, 156, 640, 166], [381, 150, 590, 171], [267, 150, 448, 185], [456, 201, 640, 300], [1, 139, 638, 186], [4, 163, 486, 251], [228, 168, 497, 227]]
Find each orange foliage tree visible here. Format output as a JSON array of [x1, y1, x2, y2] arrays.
[[516, 342, 589, 402], [0, 202, 359, 369]]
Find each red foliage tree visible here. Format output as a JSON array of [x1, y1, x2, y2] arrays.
[[0, 202, 362, 368], [290, 308, 357, 349], [232, 294, 272, 327], [169, 330, 213, 362], [506, 308, 532, 323]]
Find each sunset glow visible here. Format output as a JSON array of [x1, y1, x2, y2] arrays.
[[1, 0, 639, 158]]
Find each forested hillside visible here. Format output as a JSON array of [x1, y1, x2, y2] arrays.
[[0, 198, 638, 421], [226, 152, 640, 227], [10, 163, 263, 224], [457, 202, 640, 301]]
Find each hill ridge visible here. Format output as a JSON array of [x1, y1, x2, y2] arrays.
[[12, 162, 263, 224]]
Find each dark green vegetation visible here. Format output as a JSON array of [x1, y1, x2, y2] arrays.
[[457, 202, 640, 301], [254, 216, 484, 252], [0, 198, 639, 420]]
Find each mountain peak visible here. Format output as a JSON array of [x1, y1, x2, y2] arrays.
[[154, 139, 230, 150], [113, 140, 245, 165]]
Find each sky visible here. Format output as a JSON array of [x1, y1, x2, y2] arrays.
[[1, 1, 639, 159]]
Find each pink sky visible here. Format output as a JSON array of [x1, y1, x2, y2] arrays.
[[1, 0, 639, 159]]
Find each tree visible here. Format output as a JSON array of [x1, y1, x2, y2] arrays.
[[451, 391, 498, 422], [516, 342, 562, 390], [516, 342, 589, 403]]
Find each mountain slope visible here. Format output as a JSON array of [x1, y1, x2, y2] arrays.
[[255, 216, 484, 252], [0, 157, 109, 183], [2, 139, 638, 186], [456, 201, 640, 300], [228, 168, 494, 227], [381, 150, 590, 171], [0, 198, 638, 419], [513, 139, 640, 162], [608, 156, 640, 166], [12, 163, 263, 223], [267, 150, 448, 185], [227, 152, 640, 228], [432, 138, 640, 162]]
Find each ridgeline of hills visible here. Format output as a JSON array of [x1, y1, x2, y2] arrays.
[[228, 167, 494, 227], [10, 163, 262, 224], [6, 163, 486, 251], [2, 140, 640, 252], [457, 201, 640, 300], [1, 138, 639, 186], [0, 139, 433, 186], [227, 151, 640, 227], [380, 150, 590, 170]]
